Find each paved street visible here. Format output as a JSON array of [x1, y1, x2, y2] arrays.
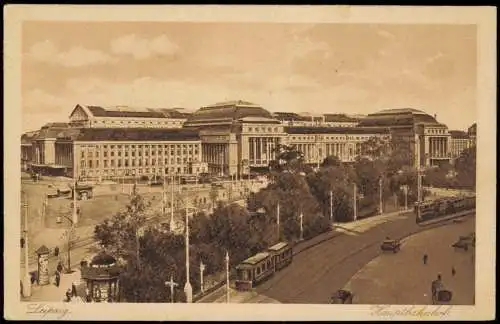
[[252, 211, 474, 304], [342, 217, 475, 305]]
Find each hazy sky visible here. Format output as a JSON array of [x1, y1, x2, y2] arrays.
[[22, 21, 477, 132]]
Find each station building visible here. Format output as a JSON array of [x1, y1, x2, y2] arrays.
[[68, 104, 190, 129], [28, 125, 204, 180], [449, 130, 474, 161], [358, 108, 454, 168], [22, 101, 467, 180]]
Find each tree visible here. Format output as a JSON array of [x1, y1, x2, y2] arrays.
[[360, 136, 391, 161], [321, 155, 342, 168], [94, 186, 149, 262], [454, 146, 476, 190]]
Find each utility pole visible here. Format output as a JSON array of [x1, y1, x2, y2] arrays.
[[417, 168, 422, 203], [353, 183, 357, 221], [22, 200, 31, 297], [329, 190, 333, 222], [165, 276, 178, 303], [299, 211, 304, 241], [170, 174, 174, 231], [379, 177, 383, 215], [72, 178, 78, 225], [225, 250, 230, 303], [200, 262, 205, 294], [276, 202, 280, 241], [184, 203, 192, 303], [404, 185, 408, 211]]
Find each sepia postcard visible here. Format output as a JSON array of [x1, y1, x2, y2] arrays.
[[3, 5, 496, 321]]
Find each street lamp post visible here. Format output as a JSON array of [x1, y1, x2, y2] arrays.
[[22, 199, 31, 297], [276, 202, 280, 242], [72, 179, 78, 225], [379, 177, 383, 215], [329, 190, 333, 222], [225, 251, 230, 303], [165, 276, 178, 303], [404, 185, 409, 211], [170, 174, 175, 231], [299, 211, 304, 241], [353, 183, 357, 221], [184, 204, 193, 303], [200, 261, 205, 294]]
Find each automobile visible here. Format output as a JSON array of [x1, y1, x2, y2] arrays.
[[452, 237, 473, 251], [380, 239, 401, 253], [46, 185, 60, 198], [330, 290, 354, 304]]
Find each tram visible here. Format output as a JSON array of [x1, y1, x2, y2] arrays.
[[235, 241, 293, 291], [415, 194, 475, 223]]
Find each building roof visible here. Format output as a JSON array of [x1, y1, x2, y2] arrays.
[[323, 114, 360, 123], [73, 128, 201, 142], [239, 252, 270, 265], [358, 108, 442, 127], [185, 100, 277, 126], [75, 105, 190, 119], [32, 123, 71, 140], [449, 130, 470, 139], [285, 126, 390, 135], [21, 131, 39, 144], [268, 242, 289, 251]]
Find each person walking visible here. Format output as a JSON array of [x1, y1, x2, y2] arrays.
[[451, 266, 456, 277], [55, 270, 61, 287], [431, 274, 443, 304], [423, 254, 428, 265], [71, 282, 78, 297], [54, 246, 60, 259]]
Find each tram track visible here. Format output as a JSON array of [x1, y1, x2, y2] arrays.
[[254, 211, 474, 303]]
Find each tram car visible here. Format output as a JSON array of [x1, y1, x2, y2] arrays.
[[235, 241, 293, 291], [415, 194, 476, 224]]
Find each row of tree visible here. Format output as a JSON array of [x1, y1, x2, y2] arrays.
[[93, 135, 448, 302]]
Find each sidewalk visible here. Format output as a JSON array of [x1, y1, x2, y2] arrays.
[[22, 269, 84, 302]]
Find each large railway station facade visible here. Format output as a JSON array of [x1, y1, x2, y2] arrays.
[[21, 100, 475, 180]]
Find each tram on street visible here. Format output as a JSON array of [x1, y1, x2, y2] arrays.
[[415, 194, 475, 224], [235, 241, 293, 291]]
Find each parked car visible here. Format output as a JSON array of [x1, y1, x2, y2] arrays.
[[380, 239, 401, 253], [330, 290, 354, 304]]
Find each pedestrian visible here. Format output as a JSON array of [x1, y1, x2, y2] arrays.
[[65, 289, 72, 302], [57, 261, 63, 273], [54, 246, 59, 258], [85, 287, 92, 303], [423, 254, 428, 265], [72, 282, 78, 297], [431, 274, 443, 304], [55, 271, 60, 287], [451, 266, 456, 277]]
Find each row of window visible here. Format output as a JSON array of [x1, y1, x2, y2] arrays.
[[290, 135, 382, 141], [244, 126, 282, 133], [426, 128, 447, 135], [91, 119, 185, 126], [80, 157, 197, 168], [81, 149, 199, 158], [80, 144, 199, 149]]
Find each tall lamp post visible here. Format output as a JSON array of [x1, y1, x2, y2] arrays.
[[403, 185, 409, 211], [225, 250, 230, 303], [184, 203, 193, 303], [72, 179, 78, 225], [353, 183, 357, 221], [329, 190, 333, 223], [276, 202, 280, 242], [379, 177, 383, 215], [299, 211, 304, 241], [22, 194, 31, 297], [200, 261, 205, 294], [170, 174, 175, 231]]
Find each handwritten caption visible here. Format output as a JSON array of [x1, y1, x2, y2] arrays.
[[26, 303, 71, 319], [370, 305, 452, 319]]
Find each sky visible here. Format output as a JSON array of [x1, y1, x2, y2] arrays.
[[21, 21, 477, 132]]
